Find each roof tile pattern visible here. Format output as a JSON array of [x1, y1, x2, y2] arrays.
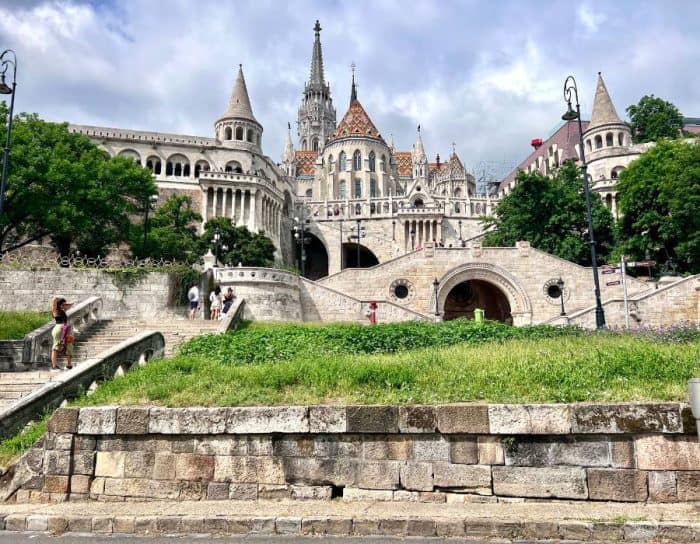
[[330, 100, 384, 143], [295, 150, 318, 176], [394, 151, 412, 176]]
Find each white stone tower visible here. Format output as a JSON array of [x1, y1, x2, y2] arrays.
[[282, 122, 296, 176], [412, 125, 428, 185], [215, 64, 263, 153], [297, 20, 336, 151]]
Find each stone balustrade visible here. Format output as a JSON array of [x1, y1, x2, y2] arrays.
[[214, 267, 298, 287], [4, 402, 697, 504]]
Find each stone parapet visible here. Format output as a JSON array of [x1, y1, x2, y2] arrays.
[[2, 402, 698, 505]]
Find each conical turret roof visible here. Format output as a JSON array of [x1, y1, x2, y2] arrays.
[[283, 122, 295, 163], [222, 65, 259, 124], [309, 20, 325, 88], [413, 125, 427, 163], [589, 72, 622, 129], [329, 76, 384, 143]]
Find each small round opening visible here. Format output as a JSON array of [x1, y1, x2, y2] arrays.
[[394, 285, 409, 299], [547, 284, 562, 299]]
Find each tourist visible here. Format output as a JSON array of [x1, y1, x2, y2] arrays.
[[50, 297, 74, 371], [222, 287, 235, 315], [187, 284, 199, 320], [209, 285, 222, 320]]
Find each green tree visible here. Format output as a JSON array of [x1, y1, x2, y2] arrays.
[[626, 95, 684, 143], [616, 140, 700, 274], [0, 103, 156, 256], [199, 217, 275, 267], [132, 195, 202, 261], [482, 161, 615, 266]]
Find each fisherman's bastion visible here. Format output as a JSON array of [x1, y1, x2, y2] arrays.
[[61, 21, 698, 329]]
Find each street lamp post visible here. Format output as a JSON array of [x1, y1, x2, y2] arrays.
[[142, 194, 158, 256], [349, 218, 366, 267], [432, 277, 440, 317], [293, 215, 308, 276], [557, 277, 566, 316], [213, 229, 221, 267], [410, 229, 416, 251], [562, 75, 605, 328], [0, 49, 18, 230]]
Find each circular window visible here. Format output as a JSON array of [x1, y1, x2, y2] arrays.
[[543, 278, 569, 305], [547, 284, 562, 299], [394, 285, 409, 299]]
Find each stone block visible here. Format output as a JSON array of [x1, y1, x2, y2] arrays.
[[478, 436, 504, 465], [505, 436, 611, 467], [399, 406, 436, 433], [275, 517, 301, 535], [356, 460, 400, 489], [587, 468, 648, 501], [47, 408, 78, 434], [257, 457, 286, 484], [435, 519, 466, 537], [492, 466, 588, 499], [363, 436, 411, 460], [407, 519, 436, 537], [302, 517, 352, 535], [90, 477, 105, 495], [282, 457, 356, 486], [113, 517, 135, 534], [171, 437, 195, 453], [419, 490, 446, 502], [95, 451, 125, 478], [26, 515, 48, 532], [273, 436, 315, 457], [152, 453, 176, 480], [559, 521, 593, 541], [258, 484, 291, 499], [411, 435, 449, 461], [194, 436, 247, 456], [53, 434, 73, 450], [648, 471, 677, 502], [43, 475, 69, 494], [346, 405, 398, 433], [489, 404, 570, 434], [623, 521, 658, 542], [44, 450, 71, 475], [68, 452, 93, 477], [677, 471, 700, 501], [449, 435, 478, 464], [290, 485, 333, 500], [247, 436, 273, 456], [229, 483, 258, 500], [93, 516, 113, 533], [314, 435, 361, 458], [115, 407, 149, 434], [73, 436, 96, 451], [572, 403, 682, 434], [124, 451, 154, 478], [610, 436, 636, 468], [175, 454, 214, 481], [352, 518, 381, 535], [309, 406, 346, 432], [177, 481, 205, 500], [590, 522, 624, 542], [377, 519, 407, 536], [681, 405, 697, 435], [433, 463, 491, 491], [522, 521, 558, 540], [227, 406, 309, 433], [636, 435, 700, 470], [435, 404, 489, 434], [657, 522, 700, 543], [206, 482, 230, 500], [133, 517, 157, 534], [148, 407, 228, 434], [67, 516, 92, 533], [47, 516, 69, 535], [400, 462, 433, 491], [343, 487, 394, 501], [249, 517, 276, 534], [70, 475, 92, 494], [77, 406, 117, 435]]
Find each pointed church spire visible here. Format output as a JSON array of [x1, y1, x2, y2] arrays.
[[589, 72, 622, 129], [223, 64, 258, 123], [350, 62, 357, 104], [309, 20, 325, 87], [413, 124, 426, 163], [283, 122, 295, 163]]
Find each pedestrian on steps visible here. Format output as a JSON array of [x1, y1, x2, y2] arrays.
[[187, 284, 199, 320], [209, 285, 222, 320], [50, 297, 74, 371]]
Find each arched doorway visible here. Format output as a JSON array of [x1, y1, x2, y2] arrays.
[[296, 232, 329, 280], [443, 279, 512, 323], [342, 243, 379, 269]]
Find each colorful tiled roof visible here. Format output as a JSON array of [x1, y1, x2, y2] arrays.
[[295, 150, 318, 176], [329, 100, 384, 143], [393, 151, 412, 176]]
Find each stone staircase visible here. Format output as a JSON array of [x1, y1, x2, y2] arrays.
[[0, 370, 61, 413]]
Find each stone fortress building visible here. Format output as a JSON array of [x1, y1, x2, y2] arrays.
[[65, 21, 698, 327]]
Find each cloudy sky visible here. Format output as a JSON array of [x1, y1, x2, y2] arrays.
[[1, 0, 699, 179]]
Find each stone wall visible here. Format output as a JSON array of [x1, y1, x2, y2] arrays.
[[4, 403, 698, 504]]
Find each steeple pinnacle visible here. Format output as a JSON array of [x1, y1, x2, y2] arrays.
[[589, 72, 622, 129], [223, 64, 258, 123], [350, 62, 357, 104], [309, 20, 325, 87], [413, 124, 426, 163], [283, 122, 295, 163]]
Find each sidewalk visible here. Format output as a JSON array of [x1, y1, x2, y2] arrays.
[[1, 499, 699, 541]]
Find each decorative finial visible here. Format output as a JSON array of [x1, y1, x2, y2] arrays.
[[287, 122, 291, 130], [417, 124, 421, 133], [350, 62, 357, 103], [314, 20, 321, 34], [452, 142, 456, 155]]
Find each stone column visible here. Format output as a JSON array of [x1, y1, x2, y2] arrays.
[[201, 187, 209, 225], [212, 187, 219, 219]]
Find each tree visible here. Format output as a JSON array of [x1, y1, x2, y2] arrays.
[[482, 161, 615, 266], [199, 217, 275, 267], [626, 95, 684, 143], [616, 140, 700, 274], [132, 195, 202, 261], [0, 103, 156, 256]]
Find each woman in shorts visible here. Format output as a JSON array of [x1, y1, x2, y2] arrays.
[[50, 297, 74, 371]]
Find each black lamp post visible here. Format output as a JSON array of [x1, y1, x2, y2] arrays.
[[349, 218, 366, 267], [557, 277, 566, 316], [432, 277, 440, 316], [212, 228, 221, 267], [142, 194, 158, 256], [293, 215, 308, 276], [562, 75, 605, 328], [0, 49, 17, 230]]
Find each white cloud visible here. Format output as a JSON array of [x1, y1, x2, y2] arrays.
[[577, 4, 607, 34]]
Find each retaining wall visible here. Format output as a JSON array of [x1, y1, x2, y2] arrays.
[[3, 403, 698, 504]]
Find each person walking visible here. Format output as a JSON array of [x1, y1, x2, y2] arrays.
[[50, 297, 74, 371], [187, 284, 200, 320], [209, 285, 222, 320]]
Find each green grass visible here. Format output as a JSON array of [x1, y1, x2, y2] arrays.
[[72, 321, 700, 407], [0, 416, 48, 468], [0, 311, 51, 340]]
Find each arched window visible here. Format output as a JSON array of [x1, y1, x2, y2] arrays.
[[305, 188, 312, 198], [174, 164, 182, 176], [353, 150, 362, 171], [235, 127, 244, 140], [586, 139, 592, 152], [224, 127, 232, 140], [618, 132, 624, 146], [370, 179, 377, 197], [166, 162, 173, 176], [414, 198, 424, 209], [606, 133, 613, 147], [605, 194, 613, 208], [381, 154, 386, 172], [301, 139, 307, 151], [595, 135, 602, 149], [611, 166, 624, 179], [455, 202, 461, 213], [453, 187, 462, 198], [339, 180, 346, 199], [194, 160, 209, 177], [312, 138, 319, 151], [167, 154, 190, 177], [118, 149, 141, 163], [369, 151, 376, 172], [354, 179, 362, 198], [225, 161, 243, 173], [183, 163, 190, 177], [247, 129, 254, 143], [146, 156, 161, 175], [339, 151, 346, 171], [328, 155, 334, 171], [355, 203, 361, 215]]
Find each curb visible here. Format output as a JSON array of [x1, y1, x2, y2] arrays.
[[1, 514, 699, 542]]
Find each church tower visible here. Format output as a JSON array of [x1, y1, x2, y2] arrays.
[[297, 20, 336, 151]]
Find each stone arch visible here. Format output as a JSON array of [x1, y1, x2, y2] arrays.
[[145, 155, 161, 175], [436, 263, 532, 325], [194, 160, 210, 177], [118, 148, 141, 163], [225, 160, 243, 173], [224, 127, 232, 140], [300, 226, 331, 280], [166, 153, 190, 177], [342, 242, 379, 269]]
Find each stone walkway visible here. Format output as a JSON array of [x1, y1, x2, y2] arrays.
[[1, 499, 698, 541]]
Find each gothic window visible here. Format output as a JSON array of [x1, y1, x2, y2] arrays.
[[595, 135, 602, 149], [247, 129, 254, 143], [301, 139, 307, 151], [354, 179, 362, 198], [328, 155, 333, 171], [605, 194, 613, 208], [369, 151, 376, 172], [606, 132, 613, 147], [339, 180, 346, 199], [305, 189, 312, 198], [183, 164, 190, 177], [174, 164, 182, 176], [454, 187, 462, 198], [586, 139, 592, 152], [118, 149, 141, 163], [618, 132, 624, 146], [312, 138, 319, 151], [355, 203, 361, 215], [353, 150, 362, 171], [166, 162, 173, 176], [235, 127, 244, 140], [339, 151, 346, 171], [455, 202, 461, 213], [224, 127, 232, 140], [370, 203, 376, 214], [146, 156, 161, 175], [370, 179, 377, 197], [381, 154, 386, 172]]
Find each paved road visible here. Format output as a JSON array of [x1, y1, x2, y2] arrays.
[[0, 535, 503, 544]]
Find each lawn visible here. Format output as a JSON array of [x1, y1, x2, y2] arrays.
[[74, 320, 700, 407], [0, 311, 50, 340]]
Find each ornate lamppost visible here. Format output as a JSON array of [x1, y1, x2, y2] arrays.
[[432, 277, 440, 317], [212, 228, 221, 267], [349, 218, 366, 268], [557, 277, 566, 316], [0, 49, 17, 228], [562, 75, 605, 328]]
